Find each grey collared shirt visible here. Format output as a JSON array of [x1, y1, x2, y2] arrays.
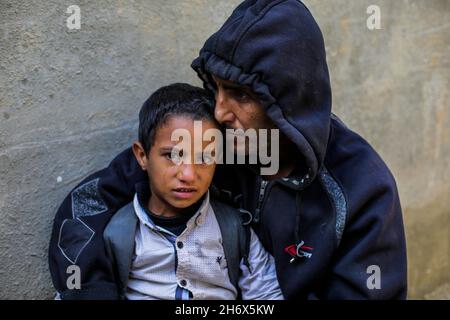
[[125, 191, 284, 300]]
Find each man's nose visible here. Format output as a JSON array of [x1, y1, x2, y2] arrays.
[[177, 163, 196, 183], [214, 90, 235, 125]]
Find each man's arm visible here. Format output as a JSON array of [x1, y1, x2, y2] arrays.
[[48, 147, 146, 299], [313, 171, 407, 300]]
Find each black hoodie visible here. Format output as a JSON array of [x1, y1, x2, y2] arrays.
[[190, 0, 407, 299], [48, 0, 407, 299]]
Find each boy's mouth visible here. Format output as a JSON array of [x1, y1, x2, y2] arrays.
[[172, 187, 197, 199]]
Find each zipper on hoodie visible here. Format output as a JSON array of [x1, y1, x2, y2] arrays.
[[254, 179, 269, 223]]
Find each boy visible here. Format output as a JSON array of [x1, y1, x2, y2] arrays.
[[102, 83, 283, 300]]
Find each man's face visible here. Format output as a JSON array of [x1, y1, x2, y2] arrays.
[[211, 75, 276, 155], [212, 75, 274, 131], [133, 116, 217, 216]]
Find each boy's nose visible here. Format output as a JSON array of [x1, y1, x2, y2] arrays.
[[177, 164, 196, 183]]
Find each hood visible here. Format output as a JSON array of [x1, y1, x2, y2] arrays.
[[191, 0, 332, 183]]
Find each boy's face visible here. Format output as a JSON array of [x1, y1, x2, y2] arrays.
[[133, 116, 217, 216]]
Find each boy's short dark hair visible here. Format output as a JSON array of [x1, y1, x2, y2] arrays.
[[138, 83, 216, 154]]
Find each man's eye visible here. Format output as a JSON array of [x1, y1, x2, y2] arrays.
[[230, 89, 250, 102]]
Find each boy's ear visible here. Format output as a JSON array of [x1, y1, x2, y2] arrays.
[[132, 141, 148, 170]]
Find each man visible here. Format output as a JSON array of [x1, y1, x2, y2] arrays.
[[49, 0, 407, 299]]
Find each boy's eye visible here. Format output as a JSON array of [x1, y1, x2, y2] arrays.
[[203, 154, 214, 164], [163, 150, 183, 162]]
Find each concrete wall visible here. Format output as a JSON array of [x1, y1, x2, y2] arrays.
[[0, 0, 448, 299]]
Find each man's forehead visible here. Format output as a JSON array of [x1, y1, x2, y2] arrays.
[[211, 74, 248, 90]]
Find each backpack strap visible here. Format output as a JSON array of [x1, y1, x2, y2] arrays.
[[103, 202, 138, 299], [209, 198, 252, 292]]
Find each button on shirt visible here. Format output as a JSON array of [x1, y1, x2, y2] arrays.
[[126, 187, 284, 300]]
